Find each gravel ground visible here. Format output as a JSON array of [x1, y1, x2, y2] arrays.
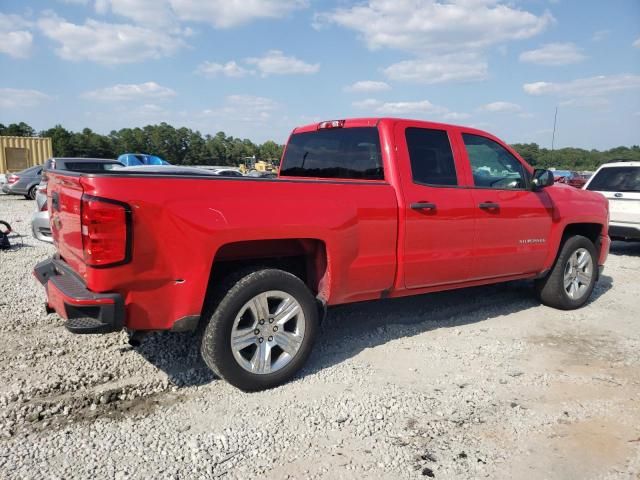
[[1, 193, 639, 479]]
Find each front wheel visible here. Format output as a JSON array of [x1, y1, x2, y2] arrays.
[[535, 235, 598, 310], [200, 268, 318, 391]]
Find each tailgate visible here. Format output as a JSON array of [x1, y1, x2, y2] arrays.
[[48, 172, 86, 275]]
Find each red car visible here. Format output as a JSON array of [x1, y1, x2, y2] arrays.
[[35, 118, 610, 390], [556, 170, 589, 188]]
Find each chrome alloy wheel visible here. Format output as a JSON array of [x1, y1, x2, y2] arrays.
[[563, 247, 593, 300], [230, 290, 306, 375]]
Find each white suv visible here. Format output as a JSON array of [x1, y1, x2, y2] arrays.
[[584, 161, 640, 241]]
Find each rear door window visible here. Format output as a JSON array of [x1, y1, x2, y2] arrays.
[[586, 166, 640, 192], [405, 128, 458, 186], [280, 127, 383, 180]]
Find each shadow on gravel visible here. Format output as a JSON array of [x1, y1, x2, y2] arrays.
[[302, 276, 613, 378], [132, 275, 613, 388], [132, 331, 217, 387], [610, 241, 640, 257]]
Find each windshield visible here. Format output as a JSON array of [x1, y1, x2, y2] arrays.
[[587, 166, 640, 192]]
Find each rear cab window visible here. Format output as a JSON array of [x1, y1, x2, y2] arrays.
[[280, 127, 383, 180], [405, 128, 458, 186]]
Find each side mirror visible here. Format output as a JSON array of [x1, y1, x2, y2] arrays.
[[531, 169, 554, 191]]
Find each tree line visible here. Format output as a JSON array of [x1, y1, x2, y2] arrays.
[[0, 122, 283, 167], [1, 121, 638, 171], [511, 143, 640, 172]]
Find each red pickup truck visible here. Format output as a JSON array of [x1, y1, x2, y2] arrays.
[[35, 118, 610, 391]]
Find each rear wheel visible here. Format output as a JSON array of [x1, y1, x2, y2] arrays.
[[26, 186, 37, 200], [200, 268, 318, 391], [535, 235, 597, 310]]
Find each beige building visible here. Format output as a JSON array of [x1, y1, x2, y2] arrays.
[[0, 136, 53, 174]]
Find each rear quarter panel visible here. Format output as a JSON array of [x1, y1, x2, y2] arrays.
[[79, 175, 399, 330]]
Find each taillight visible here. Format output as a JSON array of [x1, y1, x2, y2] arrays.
[[8, 174, 19, 184], [81, 195, 131, 267]]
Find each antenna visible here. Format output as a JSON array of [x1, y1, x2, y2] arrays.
[[551, 106, 558, 163]]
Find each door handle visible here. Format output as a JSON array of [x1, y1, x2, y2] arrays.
[[411, 202, 436, 210], [478, 202, 499, 210]]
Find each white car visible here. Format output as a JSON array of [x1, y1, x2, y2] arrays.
[[584, 161, 640, 241]]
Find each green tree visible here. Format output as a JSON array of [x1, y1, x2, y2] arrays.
[[1, 122, 35, 137], [40, 125, 74, 156]]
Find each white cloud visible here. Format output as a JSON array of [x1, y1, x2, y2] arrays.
[[38, 13, 185, 64], [524, 74, 640, 97], [95, 0, 307, 28], [201, 95, 278, 123], [245, 50, 319, 77], [0, 13, 33, 59], [384, 54, 487, 84], [95, 0, 176, 27], [479, 101, 522, 113], [352, 98, 383, 109], [519, 42, 586, 66], [196, 61, 252, 78], [558, 97, 610, 108], [633, 37, 640, 48], [172, 0, 307, 28], [316, 0, 553, 54], [352, 98, 447, 115], [81, 82, 176, 101], [443, 112, 471, 121], [592, 29, 609, 42], [344, 80, 391, 93], [0, 88, 51, 108]]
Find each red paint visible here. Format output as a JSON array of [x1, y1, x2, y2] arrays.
[[40, 118, 610, 331]]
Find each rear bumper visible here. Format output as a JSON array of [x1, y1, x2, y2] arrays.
[[34, 257, 125, 334], [31, 210, 53, 243]]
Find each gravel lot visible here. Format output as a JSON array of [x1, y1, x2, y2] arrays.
[[1, 193, 639, 479]]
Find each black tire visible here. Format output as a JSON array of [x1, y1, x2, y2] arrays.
[[27, 186, 37, 200], [535, 235, 598, 310], [200, 268, 318, 391]]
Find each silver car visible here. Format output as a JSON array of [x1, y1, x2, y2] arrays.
[[31, 158, 124, 243], [2, 165, 43, 199]]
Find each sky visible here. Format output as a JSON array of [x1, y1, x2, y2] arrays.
[[0, 0, 639, 150]]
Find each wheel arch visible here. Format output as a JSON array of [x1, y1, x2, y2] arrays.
[[201, 238, 329, 317], [543, 222, 604, 273]]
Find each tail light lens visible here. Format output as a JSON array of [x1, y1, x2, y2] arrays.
[[8, 174, 19, 184], [81, 195, 131, 267]]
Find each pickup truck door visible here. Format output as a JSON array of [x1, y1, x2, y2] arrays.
[[456, 132, 553, 279], [394, 123, 476, 288]]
